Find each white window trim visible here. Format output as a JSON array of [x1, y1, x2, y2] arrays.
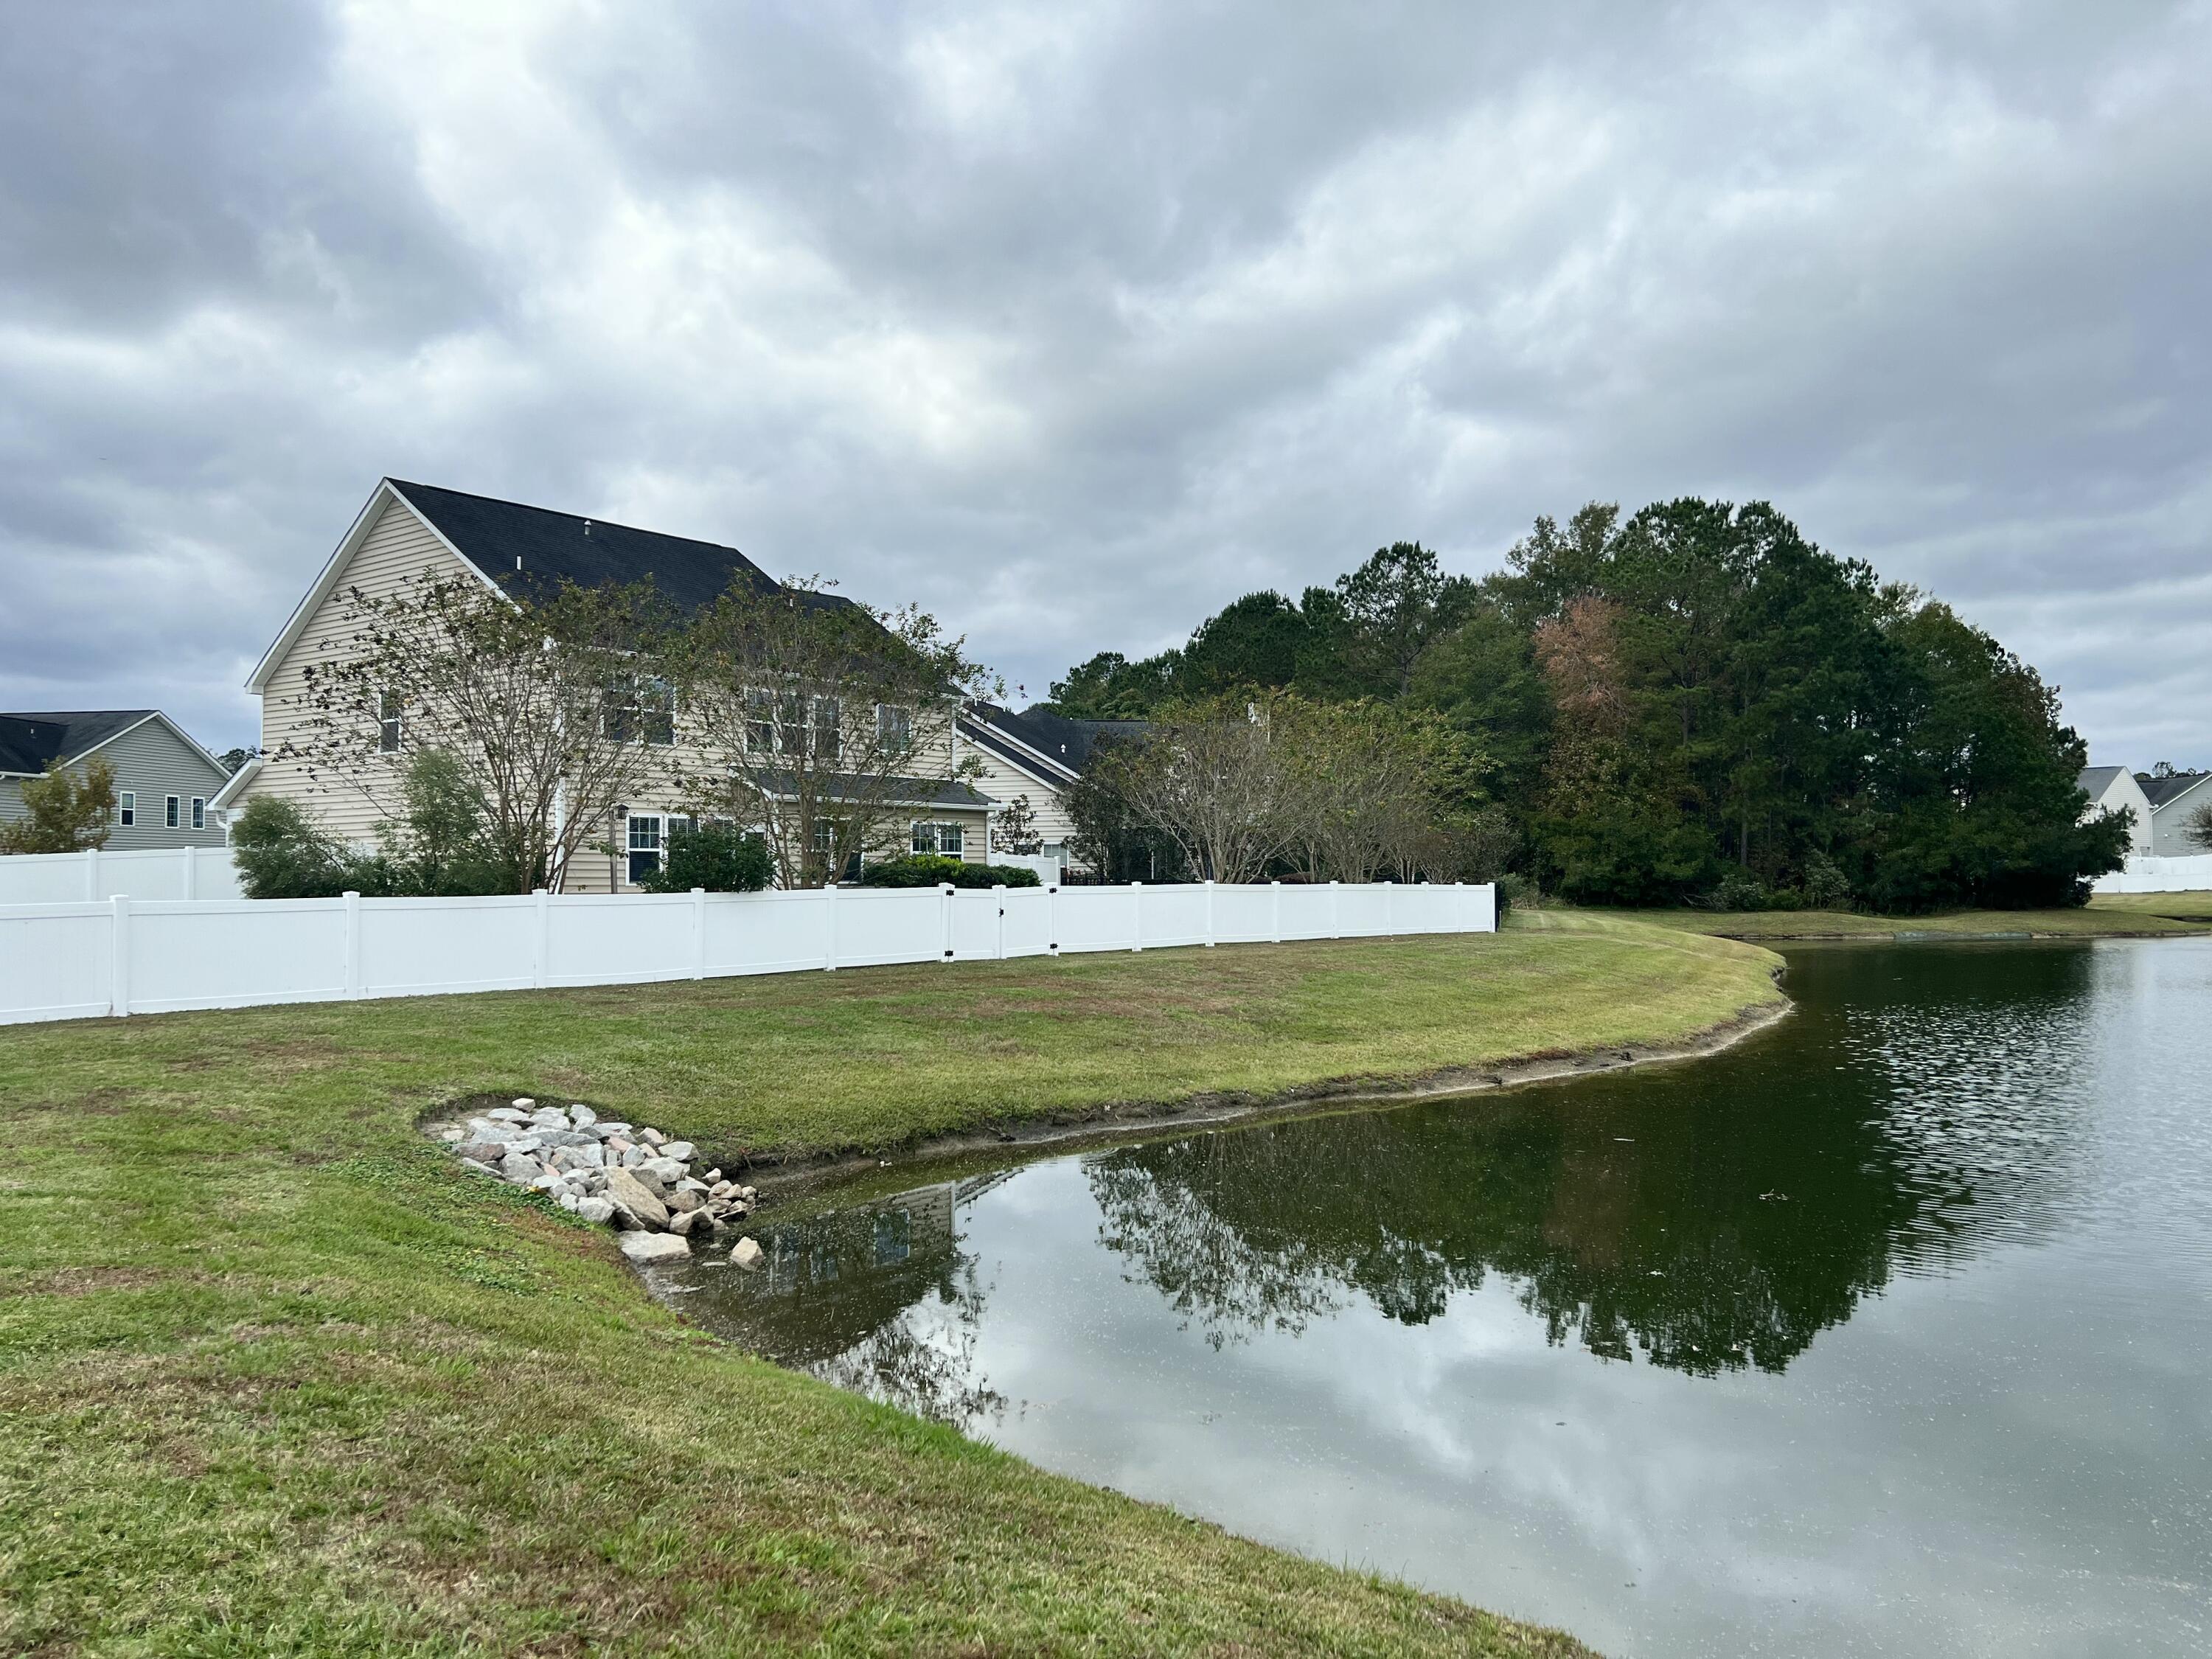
[[164, 795, 181, 829], [626, 813, 664, 886], [119, 790, 136, 827], [190, 797, 206, 830]]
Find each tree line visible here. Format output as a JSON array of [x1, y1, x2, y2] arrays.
[[1048, 500, 2132, 910]]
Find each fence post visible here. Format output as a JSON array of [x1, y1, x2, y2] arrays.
[[695, 887, 709, 979], [342, 891, 363, 998], [84, 846, 100, 902], [1270, 879, 1281, 943], [1329, 880, 1341, 939], [993, 883, 1008, 960], [532, 888, 550, 989], [1203, 880, 1217, 947], [1130, 880, 1143, 952], [941, 883, 956, 961], [1453, 880, 1464, 934], [822, 882, 838, 972], [180, 844, 195, 901], [1047, 883, 1060, 956], [108, 894, 131, 1017]]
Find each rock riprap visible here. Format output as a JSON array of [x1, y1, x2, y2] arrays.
[[428, 1098, 759, 1260]]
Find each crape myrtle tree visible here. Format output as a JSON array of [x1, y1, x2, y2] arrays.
[[0, 757, 115, 854], [282, 573, 674, 892], [668, 577, 992, 888], [991, 793, 1044, 858]]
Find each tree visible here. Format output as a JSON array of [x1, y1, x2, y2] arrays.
[[992, 793, 1044, 857], [0, 758, 115, 854], [670, 579, 991, 888], [1336, 541, 1476, 696], [1043, 650, 1178, 720], [2186, 800, 2212, 852], [1086, 698, 1291, 883], [229, 795, 362, 898], [282, 572, 674, 892], [218, 747, 254, 773]]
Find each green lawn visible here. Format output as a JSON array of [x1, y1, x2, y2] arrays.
[[1586, 902, 2210, 940], [1, 918, 1779, 1657]]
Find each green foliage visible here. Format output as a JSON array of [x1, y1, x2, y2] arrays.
[[376, 748, 516, 894], [0, 757, 115, 854], [860, 855, 1041, 888], [642, 823, 774, 893], [229, 796, 364, 899]]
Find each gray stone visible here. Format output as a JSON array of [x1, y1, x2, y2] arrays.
[[640, 1157, 689, 1187], [729, 1237, 764, 1270], [557, 1192, 580, 1211], [703, 1168, 723, 1183], [439, 1127, 465, 1142], [667, 1206, 709, 1237], [667, 1188, 705, 1214], [489, 1107, 529, 1123], [738, 1186, 757, 1202], [501, 1152, 546, 1182], [673, 1177, 709, 1196], [568, 1104, 598, 1127], [605, 1167, 670, 1229], [532, 1129, 595, 1150], [529, 1171, 563, 1193], [504, 1135, 545, 1156], [638, 1127, 666, 1148], [575, 1197, 616, 1225], [573, 1142, 605, 1169], [593, 1121, 632, 1141], [456, 1139, 509, 1164], [619, 1231, 691, 1264], [458, 1157, 502, 1179], [621, 1145, 650, 1169], [660, 1141, 696, 1163], [510, 1097, 536, 1110]]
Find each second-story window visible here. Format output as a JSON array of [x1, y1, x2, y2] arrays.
[[875, 703, 912, 754], [745, 688, 774, 754], [605, 677, 675, 745], [378, 691, 403, 753], [813, 696, 841, 762], [778, 692, 807, 757]]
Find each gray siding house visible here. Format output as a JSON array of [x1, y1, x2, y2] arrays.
[[0, 710, 234, 850], [2139, 769, 2212, 855]]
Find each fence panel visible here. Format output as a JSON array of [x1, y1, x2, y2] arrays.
[[0, 879, 1495, 1025], [126, 899, 349, 1014], [363, 896, 540, 998], [2092, 854, 2212, 893], [0, 904, 111, 1023], [0, 845, 242, 904]]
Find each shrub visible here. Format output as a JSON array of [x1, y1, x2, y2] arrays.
[[643, 824, 773, 893], [0, 757, 115, 854], [230, 796, 364, 899], [860, 855, 1041, 889], [1494, 872, 1537, 916], [1799, 851, 1853, 911], [1704, 870, 1767, 913]]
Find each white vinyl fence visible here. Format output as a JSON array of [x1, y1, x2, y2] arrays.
[[2092, 855, 2212, 894], [0, 879, 1495, 1026], [0, 845, 242, 905]]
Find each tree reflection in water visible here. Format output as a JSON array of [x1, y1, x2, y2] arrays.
[[707, 944, 2093, 1395]]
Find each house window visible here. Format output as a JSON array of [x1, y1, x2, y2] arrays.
[[165, 795, 180, 829], [605, 676, 675, 745], [119, 791, 135, 827], [191, 797, 206, 830], [812, 818, 835, 855], [875, 703, 911, 753], [779, 692, 807, 757], [745, 689, 775, 754], [378, 691, 403, 753], [813, 696, 841, 762], [911, 821, 964, 857], [627, 814, 662, 886]]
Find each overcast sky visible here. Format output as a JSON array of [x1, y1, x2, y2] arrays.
[[3, 1, 2206, 766]]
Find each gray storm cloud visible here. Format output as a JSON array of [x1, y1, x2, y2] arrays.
[[1, 0, 2205, 765]]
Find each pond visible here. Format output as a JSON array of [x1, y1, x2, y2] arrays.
[[673, 940, 2212, 1657]]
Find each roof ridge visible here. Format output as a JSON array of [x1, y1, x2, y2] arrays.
[[388, 479, 749, 556]]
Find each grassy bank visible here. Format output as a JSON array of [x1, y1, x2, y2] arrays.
[[1586, 899, 2211, 940], [1, 919, 1778, 1656]]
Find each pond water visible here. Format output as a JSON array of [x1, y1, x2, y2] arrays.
[[676, 940, 2212, 1658]]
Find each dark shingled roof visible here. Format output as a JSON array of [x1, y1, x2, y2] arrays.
[[389, 480, 849, 618], [0, 710, 157, 776], [963, 702, 1147, 779], [2077, 765, 2127, 796], [2139, 771, 2212, 810]]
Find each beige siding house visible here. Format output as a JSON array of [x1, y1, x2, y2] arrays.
[[2077, 765, 2154, 857], [222, 479, 992, 889], [958, 702, 1147, 874]]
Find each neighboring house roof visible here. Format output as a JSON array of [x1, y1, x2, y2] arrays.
[[2077, 765, 2129, 796], [2138, 771, 2212, 810], [749, 772, 994, 811], [0, 709, 227, 779], [248, 477, 858, 692], [960, 701, 1147, 785]]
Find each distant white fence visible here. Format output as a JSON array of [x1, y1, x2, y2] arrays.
[[0, 879, 1495, 1026], [2093, 855, 2212, 894], [0, 845, 241, 905]]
